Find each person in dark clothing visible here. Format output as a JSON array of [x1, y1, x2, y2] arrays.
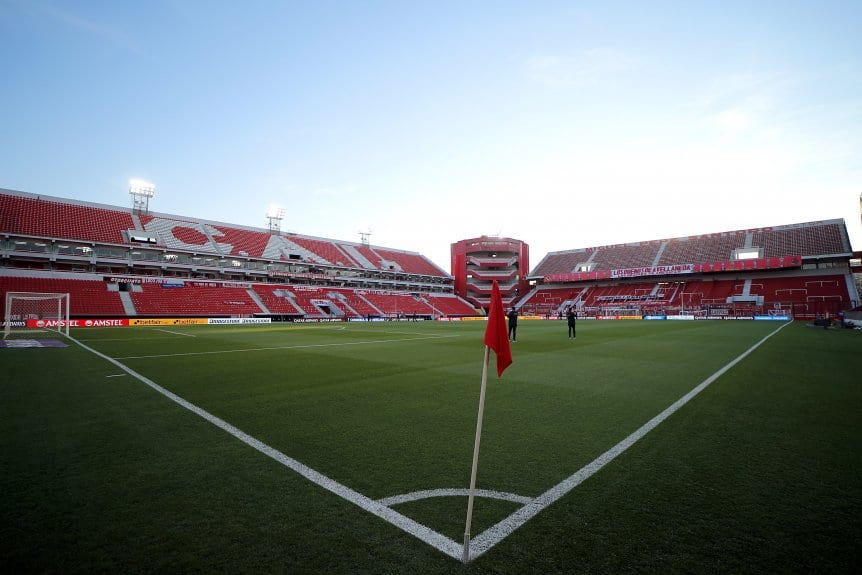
[[507, 307, 518, 342], [567, 307, 577, 338]]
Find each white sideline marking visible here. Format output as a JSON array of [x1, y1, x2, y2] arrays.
[[467, 320, 793, 560], [155, 329, 196, 338], [68, 335, 463, 560], [106, 374, 126, 378], [69, 320, 791, 563], [379, 488, 532, 507], [113, 334, 458, 360]]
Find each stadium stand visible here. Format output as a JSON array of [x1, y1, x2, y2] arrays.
[[1, 188, 856, 323], [522, 220, 857, 320], [532, 221, 850, 277], [130, 282, 261, 316], [0, 273, 127, 316]]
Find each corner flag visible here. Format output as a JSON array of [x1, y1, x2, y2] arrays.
[[463, 280, 514, 563], [483, 280, 512, 377]]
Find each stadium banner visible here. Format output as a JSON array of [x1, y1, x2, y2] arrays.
[[130, 318, 208, 326], [27, 319, 129, 328], [435, 317, 463, 322], [610, 264, 695, 279], [208, 318, 272, 325], [643, 315, 667, 320], [104, 275, 166, 284], [269, 270, 331, 281], [754, 315, 792, 321], [1, 320, 27, 327], [667, 315, 695, 320]]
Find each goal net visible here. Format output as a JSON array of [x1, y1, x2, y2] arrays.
[[3, 292, 71, 339]]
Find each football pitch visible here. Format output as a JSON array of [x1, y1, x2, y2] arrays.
[[2, 319, 859, 574]]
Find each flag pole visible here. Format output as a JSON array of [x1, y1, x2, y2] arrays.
[[463, 345, 491, 564]]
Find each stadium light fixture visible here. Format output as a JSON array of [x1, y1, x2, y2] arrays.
[[129, 179, 155, 197], [129, 178, 156, 214], [266, 204, 285, 219], [266, 205, 286, 234]]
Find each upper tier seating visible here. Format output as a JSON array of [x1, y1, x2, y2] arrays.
[[657, 234, 748, 267], [588, 243, 663, 270], [210, 225, 273, 258], [287, 237, 359, 267], [750, 225, 849, 257], [533, 221, 850, 277], [1, 194, 134, 245], [372, 247, 446, 276]]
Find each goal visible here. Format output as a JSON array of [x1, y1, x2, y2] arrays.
[[3, 292, 71, 338]]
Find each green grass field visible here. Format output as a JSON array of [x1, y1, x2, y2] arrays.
[[2, 319, 860, 574]]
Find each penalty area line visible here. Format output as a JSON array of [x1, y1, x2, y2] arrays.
[[67, 335, 463, 560]]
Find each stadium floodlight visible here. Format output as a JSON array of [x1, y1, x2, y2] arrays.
[[266, 205, 286, 234], [266, 204, 285, 219], [129, 179, 155, 197], [129, 178, 156, 214]]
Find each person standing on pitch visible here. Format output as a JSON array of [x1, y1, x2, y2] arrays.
[[567, 306, 577, 339], [507, 306, 519, 342]]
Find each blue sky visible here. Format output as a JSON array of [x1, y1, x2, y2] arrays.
[[2, 0, 860, 271]]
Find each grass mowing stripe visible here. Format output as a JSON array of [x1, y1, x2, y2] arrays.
[[113, 333, 460, 360], [66, 334, 464, 560], [468, 320, 793, 560]]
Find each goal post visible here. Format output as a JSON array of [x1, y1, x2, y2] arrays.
[[3, 292, 71, 338]]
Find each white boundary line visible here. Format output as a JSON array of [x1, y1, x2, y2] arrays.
[[68, 335, 464, 560], [378, 488, 532, 507], [154, 328, 196, 337], [68, 320, 791, 563], [467, 320, 793, 560]]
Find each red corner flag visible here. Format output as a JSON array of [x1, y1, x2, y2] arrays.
[[484, 280, 513, 377]]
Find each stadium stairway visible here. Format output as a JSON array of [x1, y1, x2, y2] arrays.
[[118, 290, 137, 316], [246, 289, 271, 314]]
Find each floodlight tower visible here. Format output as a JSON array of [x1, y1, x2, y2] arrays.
[[129, 179, 155, 215], [267, 205, 286, 235], [358, 229, 372, 246]]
